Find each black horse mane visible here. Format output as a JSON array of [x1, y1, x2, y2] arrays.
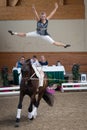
[[21, 58, 33, 78]]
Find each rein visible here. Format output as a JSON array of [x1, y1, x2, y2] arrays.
[[30, 72, 36, 80], [22, 72, 36, 81]]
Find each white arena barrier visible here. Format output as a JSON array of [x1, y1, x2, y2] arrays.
[[61, 82, 87, 92], [0, 86, 20, 96]]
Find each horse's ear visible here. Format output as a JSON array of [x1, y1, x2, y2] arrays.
[[25, 59, 32, 68], [25, 59, 30, 63]]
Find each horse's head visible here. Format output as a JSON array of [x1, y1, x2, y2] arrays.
[[21, 59, 33, 78]]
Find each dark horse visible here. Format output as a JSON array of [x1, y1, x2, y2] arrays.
[[15, 59, 54, 127]]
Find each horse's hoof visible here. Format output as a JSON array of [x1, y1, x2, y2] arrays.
[[15, 118, 20, 127], [15, 123, 19, 127], [29, 117, 34, 120]]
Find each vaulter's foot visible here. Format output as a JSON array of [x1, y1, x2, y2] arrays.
[[64, 44, 71, 48], [8, 30, 14, 35]]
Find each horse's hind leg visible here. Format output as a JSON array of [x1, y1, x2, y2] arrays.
[[15, 92, 24, 127]]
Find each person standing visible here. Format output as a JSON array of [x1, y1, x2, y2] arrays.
[[39, 55, 48, 66], [12, 56, 25, 85]]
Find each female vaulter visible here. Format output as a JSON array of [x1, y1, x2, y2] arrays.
[[8, 3, 71, 48]]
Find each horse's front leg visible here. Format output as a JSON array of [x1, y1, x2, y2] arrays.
[[28, 95, 37, 120], [30, 90, 44, 119], [15, 91, 24, 127]]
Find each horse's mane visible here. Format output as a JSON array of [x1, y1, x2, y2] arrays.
[[26, 58, 35, 75], [24, 59, 32, 67]]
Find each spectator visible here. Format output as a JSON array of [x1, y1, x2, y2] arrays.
[[39, 55, 48, 66], [16, 56, 25, 68], [56, 61, 66, 75], [12, 56, 25, 85], [56, 61, 62, 66], [56, 61, 70, 83]]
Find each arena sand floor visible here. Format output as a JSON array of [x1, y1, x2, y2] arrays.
[[0, 91, 87, 130]]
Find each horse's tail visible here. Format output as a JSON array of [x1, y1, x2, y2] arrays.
[[42, 91, 54, 106]]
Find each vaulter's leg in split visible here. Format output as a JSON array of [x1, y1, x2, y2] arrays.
[[8, 30, 71, 48]]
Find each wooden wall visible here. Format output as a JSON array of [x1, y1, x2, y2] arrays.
[[0, 52, 87, 74], [64, 0, 84, 5], [0, 0, 85, 20]]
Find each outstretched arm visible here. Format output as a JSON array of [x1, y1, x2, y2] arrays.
[[32, 5, 40, 21], [47, 3, 58, 20]]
